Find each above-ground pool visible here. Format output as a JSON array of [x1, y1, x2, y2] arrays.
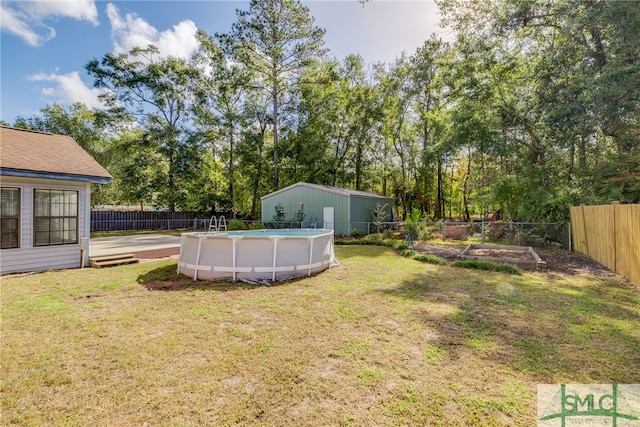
[[177, 229, 337, 281]]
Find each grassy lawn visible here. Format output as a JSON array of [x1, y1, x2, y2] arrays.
[[2, 245, 639, 426]]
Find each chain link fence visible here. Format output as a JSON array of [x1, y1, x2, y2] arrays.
[[93, 212, 571, 250], [402, 221, 571, 250]]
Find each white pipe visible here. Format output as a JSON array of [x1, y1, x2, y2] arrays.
[[307, 236, 314, 276], [272, 238, 278, 281], [194, 235, 204, 281], [177, 234, 186, 274], [232, 238, 237, 281], [329, 231, 335, 266], [226, 235, 243, 281]]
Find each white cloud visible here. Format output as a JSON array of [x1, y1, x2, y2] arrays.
[[105, 3, 199, 59], [156, 20, 200, 59], [0, 0, 98, 46], [28, 71, 103, 109], [19, 0, 99, 25], [18, 3, 199, 111]]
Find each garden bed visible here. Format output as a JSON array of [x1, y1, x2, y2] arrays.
[[460, 244, 546, 271]]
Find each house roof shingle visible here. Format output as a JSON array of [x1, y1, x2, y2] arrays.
[[0, 126, 112, 183]]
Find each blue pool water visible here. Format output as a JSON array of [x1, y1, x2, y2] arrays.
[[190, 228, 332, 238]]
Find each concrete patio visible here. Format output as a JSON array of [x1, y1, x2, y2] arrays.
[[90, 234, 181, 259]]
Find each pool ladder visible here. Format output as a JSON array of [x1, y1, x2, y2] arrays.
[[208, 215, 227, 233]]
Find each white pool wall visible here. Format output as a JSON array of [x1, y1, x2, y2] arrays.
[[177, 229, 336, 281]]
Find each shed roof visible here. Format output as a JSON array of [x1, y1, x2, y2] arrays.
[[261, 182, 393, 200], [0, 126, 112, 183]]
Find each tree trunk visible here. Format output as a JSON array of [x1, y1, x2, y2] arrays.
[[463, 147, 471, 221], [355, 141, 363, 190], [272, 83, 279, 190], [228, 124, 235, 218], [168, 152, 176, 212], [250, 127, 267, 219], [436, 157, 443, 219], [250, 172, 261, 219], [568, 139, 575, 182], [579, 135, 587, 169]]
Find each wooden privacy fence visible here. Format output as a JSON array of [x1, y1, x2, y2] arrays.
[[570, 203, 640, 285]]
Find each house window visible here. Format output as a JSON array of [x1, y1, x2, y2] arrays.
[[1, 187, 20, 249], [34, 189, 78, 246]]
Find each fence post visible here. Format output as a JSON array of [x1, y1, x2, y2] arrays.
[[568, 221, 572, 252], [481, 221, 485, 244]]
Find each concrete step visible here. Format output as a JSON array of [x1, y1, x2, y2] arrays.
[[90, 253, 139, 268]]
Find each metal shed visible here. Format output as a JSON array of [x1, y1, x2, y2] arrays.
[[261, 182, 394, 236]]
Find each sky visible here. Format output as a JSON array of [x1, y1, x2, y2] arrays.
[[0, 0, 448, 124]]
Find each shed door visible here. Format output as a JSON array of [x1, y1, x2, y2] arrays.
[[323, 207, 334, 231]]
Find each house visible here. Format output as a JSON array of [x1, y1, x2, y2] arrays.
[[261, 182, 395, 236], [0, 126, 112, 275]]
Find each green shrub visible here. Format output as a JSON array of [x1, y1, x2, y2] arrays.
[[368, 233, 383, 242], [351, 228, 364, 238], [249, 221, 263, 230], [450, 260, 522, 275], [406, 221, 419, 240], [412, 254, 448, 266], [370, 203, 389, 233], [394, 241, 409, 251], [336, 237, 395, 247], [419, 225, 435, 241], [228, 219, 245, 231], [402, 249, 417, 258], [336, 238, 370, 246]]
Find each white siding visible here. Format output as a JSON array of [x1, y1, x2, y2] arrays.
[[1, 176, 88, 275]]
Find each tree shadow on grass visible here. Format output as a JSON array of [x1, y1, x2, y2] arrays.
[[378, 267, 640, 383], [136, 263, 308, 292]]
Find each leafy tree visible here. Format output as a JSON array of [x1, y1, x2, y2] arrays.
[[239, 91, 273, 218], [13, 103, 106, 159], [292, 55, 382, 191], [219, 0, 326, 189], [437, 0, 640, 220], [193, 30, 248, 217], [105, 130, 156, 209], [409, 37, 450, 218], [86, 45, 201, 211], [288, 59, 340, 185], [377, 54, 417, 218]]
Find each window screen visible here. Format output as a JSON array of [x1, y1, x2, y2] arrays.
[[34, 189, 78, 246], [1, 187, 20, 249]]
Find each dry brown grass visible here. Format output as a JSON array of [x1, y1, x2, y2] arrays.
[[2, 245, 639, 426]]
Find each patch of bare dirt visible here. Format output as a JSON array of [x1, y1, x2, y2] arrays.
[[138, 254, 179, 264], [466, 248, 533, 260], [413, 242, 466, 262], [535, 247, 617, 277], [413, 242, 617, 278]]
